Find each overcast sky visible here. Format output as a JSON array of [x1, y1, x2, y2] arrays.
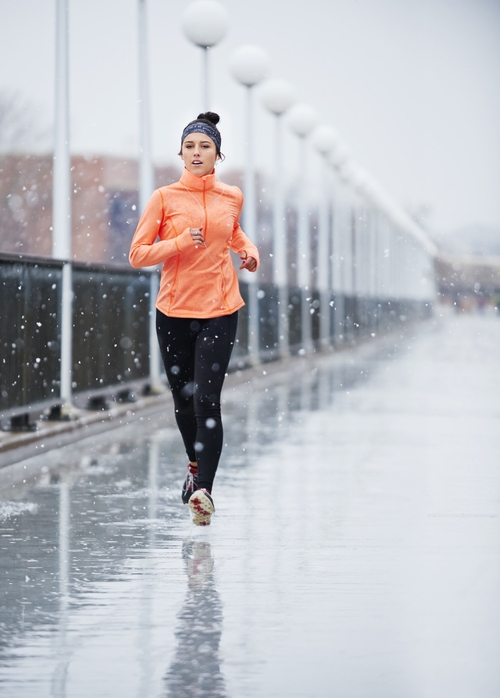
[[1, 0, 499, 233]]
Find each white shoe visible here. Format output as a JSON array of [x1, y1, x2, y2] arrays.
[[188, 489, 215, 526]]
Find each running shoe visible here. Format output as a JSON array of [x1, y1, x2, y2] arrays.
[[181, 463, 198, 504], [188, 489, 215, 526]]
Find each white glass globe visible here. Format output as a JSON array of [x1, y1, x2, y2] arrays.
[[230, 44, 270, 87], [310, 124, 339, 156], [350, 166, 368, 189], [182, 0, 229, 49], [329, 142, 351, 168], [337, 160, 355, 184], [287, 103, 319, 137], [260, 78, 296, 116]]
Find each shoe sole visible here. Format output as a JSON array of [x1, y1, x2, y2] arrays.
[[188, 490, 215, 527]]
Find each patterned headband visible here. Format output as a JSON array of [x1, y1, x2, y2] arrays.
[[181, 122, 221, 152]]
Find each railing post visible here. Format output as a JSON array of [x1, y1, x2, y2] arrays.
[[59, 263, 73, 403]]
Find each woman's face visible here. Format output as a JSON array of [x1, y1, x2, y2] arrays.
[[181, 132, 219, 177]]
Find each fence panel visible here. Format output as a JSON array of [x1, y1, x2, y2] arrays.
[[0, 257, 62, 414], [288, 287, 302, 352], [72, 266, 150, 393], [230, 281, 249, 368], [1, 254, 434, 421], [258, 283, 279, 361]]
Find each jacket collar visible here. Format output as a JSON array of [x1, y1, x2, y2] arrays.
[[180, 167, 217, 191]]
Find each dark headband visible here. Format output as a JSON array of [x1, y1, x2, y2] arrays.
[[181, 121, 221, 152]]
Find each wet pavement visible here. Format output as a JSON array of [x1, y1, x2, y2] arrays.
[[0, 310, 499, 698]]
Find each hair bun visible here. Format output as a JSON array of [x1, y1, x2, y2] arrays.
[[197, 111, 220, 126]]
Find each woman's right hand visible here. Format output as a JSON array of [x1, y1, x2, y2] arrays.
[[189, 227, 205, 246]]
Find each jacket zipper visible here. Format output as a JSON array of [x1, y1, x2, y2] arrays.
[[201, 180, 205, 227], [204, 182, 230, 310], [167, 219, 181, 314]]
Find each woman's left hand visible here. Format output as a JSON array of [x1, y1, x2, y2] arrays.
[[239, 253, 257, 272]]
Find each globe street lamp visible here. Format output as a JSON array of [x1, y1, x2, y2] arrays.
[[260, 78, 296, 356], [182, 0, 229, 110], [287, 103, 319, 353], [328, 141, 351, 173], [310, 124, 339, 347], [230, 44, 270, 244], [230, 44, 270, 364], [344, 162, 383, 339]]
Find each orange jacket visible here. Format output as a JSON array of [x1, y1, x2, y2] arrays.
[[129, 168, 260, 318]]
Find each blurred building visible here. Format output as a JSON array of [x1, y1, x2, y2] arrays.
[[435, 252, 500, 311], [0, 153, 179, 264], [1, 154, 304, 286]]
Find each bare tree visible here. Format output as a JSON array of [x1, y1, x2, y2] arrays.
[[0, 90, 50, 153]]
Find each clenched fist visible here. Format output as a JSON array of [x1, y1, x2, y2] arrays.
[[239, 252, 257, 272]]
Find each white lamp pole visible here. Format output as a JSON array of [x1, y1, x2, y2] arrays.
[[348, 164, 369, 333], [138, 0, 154, 214], [53, 0, 73, 410], [328, 143, 351, 343], [310, 124, 339, 348], [358, 168, 376, 334], [230, 44, 270, 364], [287, 103, 318, 354], [182, 0, 228, 110], [137, 0, 163, 393], [359, 173, 380, 320], [260, 78, 296, 357], [337, 162, 357, 338]]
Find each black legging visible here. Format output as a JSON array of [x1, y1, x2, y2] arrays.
[[156, 309, 238, 492]]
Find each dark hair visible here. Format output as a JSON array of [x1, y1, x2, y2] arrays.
[[179, 112, 225, 160]]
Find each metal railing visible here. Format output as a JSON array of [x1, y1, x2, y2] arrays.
[[0, 252, 433, 429], [1, 254, 150, 425]]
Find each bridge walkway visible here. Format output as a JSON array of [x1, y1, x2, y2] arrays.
[[0, 310, 499, 697]]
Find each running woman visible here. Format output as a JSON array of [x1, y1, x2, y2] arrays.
[[129, 112, 259, 526]]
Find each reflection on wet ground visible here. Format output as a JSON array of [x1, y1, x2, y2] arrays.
[[164, 541, 226, 697], [0, 313, 499, 697]]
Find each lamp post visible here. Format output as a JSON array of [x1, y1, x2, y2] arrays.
[[52, 0, 73, 412], [310, 124, 339, 348], [366, 177, 384, 322], [230, 44, 270, 364], [287, 103, 318, 353], [137, 0, 162, 393], [349, 165, 371, 335], [328, 143, 351, 343], [181, 0, 228, 110], [138, 0, 154, 215], [335, 159, 359, 341], [260, 78, 296, 357]]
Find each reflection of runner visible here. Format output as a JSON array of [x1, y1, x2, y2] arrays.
[[163, 541, 227, 697], [130, 112, 259, 526]]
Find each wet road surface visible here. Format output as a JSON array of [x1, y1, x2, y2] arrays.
[[1, 311, 499, 697]]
